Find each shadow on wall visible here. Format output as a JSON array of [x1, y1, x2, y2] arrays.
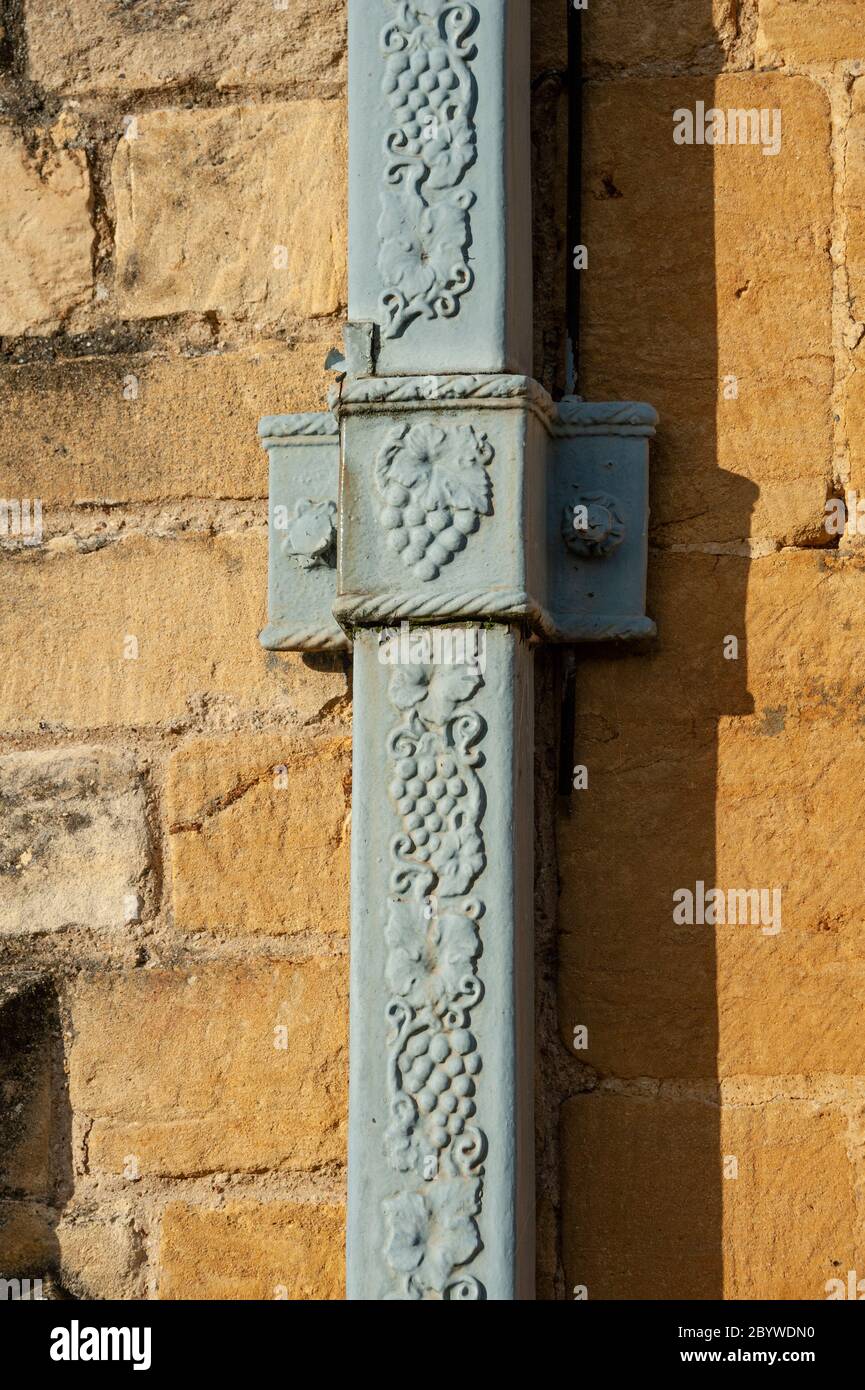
[[549, 4, 761, 1300], [0, 981, 74, 1297]]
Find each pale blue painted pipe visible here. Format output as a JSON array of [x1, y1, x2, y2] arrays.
[[259, 0, 656, 1300], [346, 627, 535, 1300], [347, 0, 533, 378]]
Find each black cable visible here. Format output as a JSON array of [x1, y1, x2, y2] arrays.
[[565, 0, 583, 394]]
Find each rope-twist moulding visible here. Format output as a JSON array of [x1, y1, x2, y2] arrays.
[[260, 0, 656, 1299]]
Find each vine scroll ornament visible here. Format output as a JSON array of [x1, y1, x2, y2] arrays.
[[262, 0, 656, 1305], [378, 1, 479, 338], [382, 659, 487, 1299]]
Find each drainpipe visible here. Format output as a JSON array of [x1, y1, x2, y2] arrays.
[[259, 0, 656, 1301]]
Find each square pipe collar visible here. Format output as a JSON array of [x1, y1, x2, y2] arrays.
[[259, 412, 349, 653], [259, 0, 660, 1305], [333, 374, 657, 643]]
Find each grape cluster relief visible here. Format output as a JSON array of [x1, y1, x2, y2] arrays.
[[381, 659, 488, 1300], [375, 422, 493, 581], [378, 1, 479, 337]]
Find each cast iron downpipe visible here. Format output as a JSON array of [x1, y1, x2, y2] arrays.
[[259, 0, 655, 1300]]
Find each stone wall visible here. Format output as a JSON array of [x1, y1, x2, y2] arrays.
[[1, 0, 860, 1301], [0, 0, 350, 1299], [554, 0, 865, 1300]]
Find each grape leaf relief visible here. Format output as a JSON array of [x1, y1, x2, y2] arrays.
[[376, 422, 493, 581], [381, 658, 487, 1300], [378, 1, 479, 338]]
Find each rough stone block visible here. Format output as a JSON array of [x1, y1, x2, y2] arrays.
[[757, 0, 865, 65], [113, 103, 346, 321], [0, 126, 93, 337], [0, 533, 348, 732], [167, 733, 350, 936], [558, 562, 865, 1077], [570, 549, 865, 737], [57, 1214, 144, 1300], [581, 76, 833, 547], [67, 959, 348, 1177], [0, 341, 334, 504], [25, 0, 347, 96], [583, 0, 737, 72], [561, 1092, 856, 1299], [157, 1201, 344, 1299], [0, 747, 149, 934], [0, 1202, 56, 1277]]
